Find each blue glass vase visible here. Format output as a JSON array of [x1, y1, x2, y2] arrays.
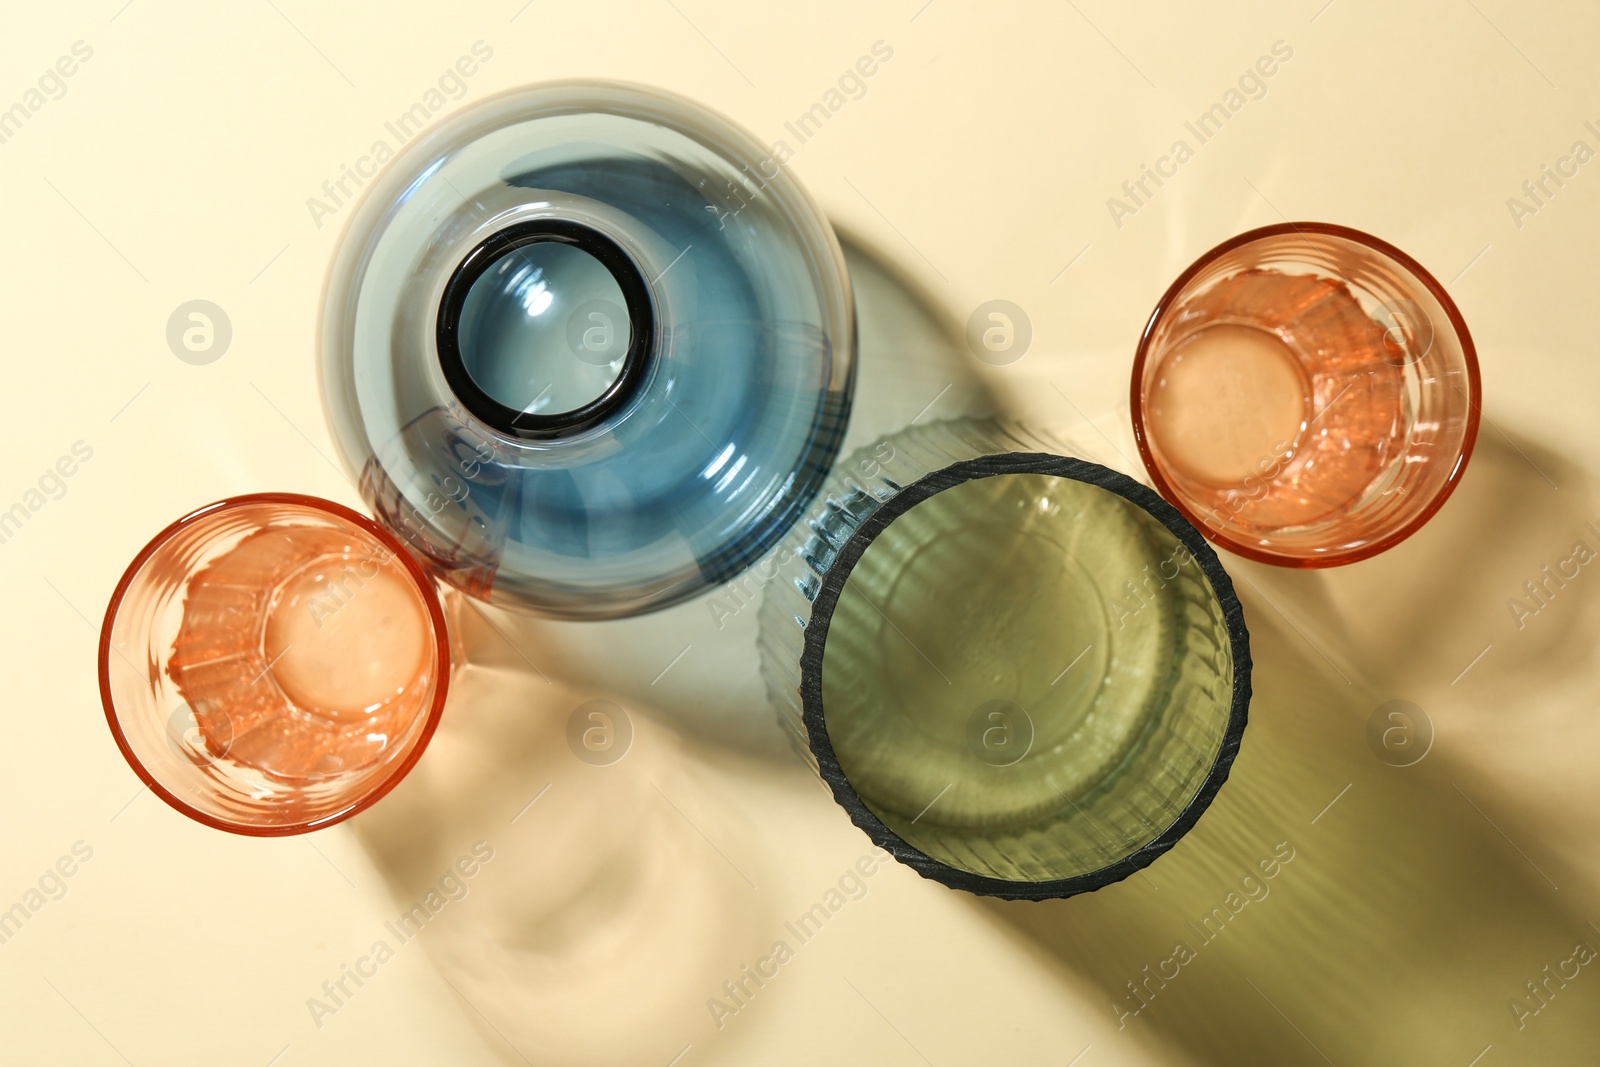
[[321, 82, 855, 618]]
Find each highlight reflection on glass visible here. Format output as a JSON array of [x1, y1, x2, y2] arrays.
[[321, 81, 855, 619], [760, 419, 1250, 899], [1132, 222, 1480, 567], [99, 495, 449, 835], [455, 239, 629, 417]]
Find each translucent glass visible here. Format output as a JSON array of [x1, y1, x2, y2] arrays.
[[99, 495, 450, 834], [456, 240, 629, 414], [321, 82, 855, 618], [759, 419, 1251, 899], [1132, 222, 1480, 566]]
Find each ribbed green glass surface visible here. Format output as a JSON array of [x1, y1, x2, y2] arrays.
[[758, 418, 1244, 891], [821, 472, 1233, 882]]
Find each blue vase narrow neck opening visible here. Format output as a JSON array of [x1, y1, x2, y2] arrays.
[[435, 219, 655, 440]]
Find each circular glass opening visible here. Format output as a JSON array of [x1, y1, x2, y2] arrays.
[[1131, 223, 1480, 566], [457, 239, 632, 416], [818, 471, 1238, 884], [327, 84, 857, 617], [99, 495, 450, 835]]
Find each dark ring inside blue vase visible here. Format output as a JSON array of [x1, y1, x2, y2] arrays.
[[436, 219, 654, 440]]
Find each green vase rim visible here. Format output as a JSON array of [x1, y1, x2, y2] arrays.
[[797, 450, 1253, 900]]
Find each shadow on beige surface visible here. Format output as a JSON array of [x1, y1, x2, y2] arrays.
[[983, 606, 1600, 1066], [832, 222, 1001, 444], [1241, 428, 1600, 703], [982, 427, 1600, 1067], [349, 631, 779, 1067], [1241, 425, 1600, 887]]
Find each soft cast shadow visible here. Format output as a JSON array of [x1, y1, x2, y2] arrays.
[[1234, 427, 1600, 703], [349, 608, 785, 1067], [1230, 422, 1600, 892], [831, 222, 1000, 446], [463, 224, 1001, 763], [979, 593, 1600, 1067]]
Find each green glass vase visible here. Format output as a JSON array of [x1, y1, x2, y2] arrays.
[[759, 418, 1251, 899]]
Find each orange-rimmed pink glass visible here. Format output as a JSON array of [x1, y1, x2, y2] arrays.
[[1131, 222, 1481, 567], [99, 493, 450, 835]]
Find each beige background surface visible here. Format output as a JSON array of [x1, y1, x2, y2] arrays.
[[4, 1, 1600, 1064]]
